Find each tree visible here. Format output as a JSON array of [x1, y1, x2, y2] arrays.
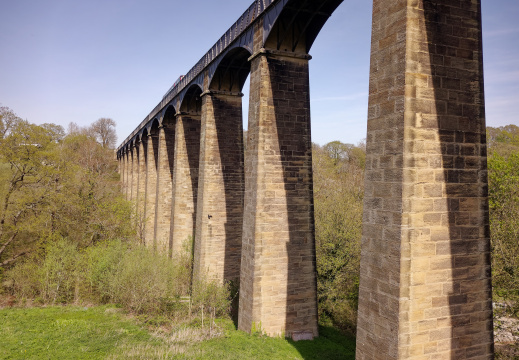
[[0, 112, 66, 269], [487, 125, 519, 158], [0, 108, 130, 272], [323, 141, 353, 164], [58, 132, 133, 247], [90, 118, 117, 149], [0, 106, 18, 140], [313, 141, 365, 332]]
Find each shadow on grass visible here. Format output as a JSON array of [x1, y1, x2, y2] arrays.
[[288, 325, 356, 360]]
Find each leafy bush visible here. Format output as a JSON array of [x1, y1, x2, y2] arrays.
[[4, 238, 231, 320], [191, 279, 231, 318], [107, 246, 181, 313], [80, 239, 127, 303], [39, 236, 79, 304], [5, 258, 41, 299]]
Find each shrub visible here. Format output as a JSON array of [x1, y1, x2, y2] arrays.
[[39, 237, 79, 304], [107, 246, 180, 313], [5, 258, 41, 299], [81, 240, 127, 303], [191, 278, 231, 318]]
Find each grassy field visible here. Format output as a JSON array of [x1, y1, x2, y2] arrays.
[[0, 305, 356, 359]]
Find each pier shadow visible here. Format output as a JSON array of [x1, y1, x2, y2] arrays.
[[423, 1, 494, 357]]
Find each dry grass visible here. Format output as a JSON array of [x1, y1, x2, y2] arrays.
[[108, 322, 224, 359]]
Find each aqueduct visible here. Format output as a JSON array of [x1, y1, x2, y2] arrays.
[[117, 0, 493, 358]]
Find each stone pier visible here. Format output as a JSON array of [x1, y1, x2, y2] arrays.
[[237, 49, 318, 338], [194, 90, 245, 283], [355, 1, 493, 359], [145, 126, 159, 248], [155, 121, 175, 253], [171, 113, 201, 256]]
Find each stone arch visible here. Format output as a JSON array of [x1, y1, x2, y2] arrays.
[[179, 84, 203, 115], [263, 0, 343, 54], [208, 47, 252, 92], [144, 118, 161, 174], [146, 117, 160, 135], [162, 105, 176, 125], [130, 136, 138, 148]]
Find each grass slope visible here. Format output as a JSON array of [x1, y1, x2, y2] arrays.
[[187, 323, 356, 360], [0, 306, 355, 359], [0, 306, 160, 360]]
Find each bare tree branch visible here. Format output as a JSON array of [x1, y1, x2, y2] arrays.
[[0, 231, 18, 256], [0, 251, 26, 267]]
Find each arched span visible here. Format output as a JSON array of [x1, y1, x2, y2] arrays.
[[145, 117, 160, 136], [208, 47, 252, 93], [179, 84, 203, 115], [263, 0, 344, 54], [162, 105, 177, 126], [137, 129, 146, 143]]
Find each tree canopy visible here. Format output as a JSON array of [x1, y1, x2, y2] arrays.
[[0, 108, 131, 272]]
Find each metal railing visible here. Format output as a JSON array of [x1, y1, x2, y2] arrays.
[[118, 0, 278, 151]]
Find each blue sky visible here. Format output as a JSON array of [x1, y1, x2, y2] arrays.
[[1, 0, 518, 146]]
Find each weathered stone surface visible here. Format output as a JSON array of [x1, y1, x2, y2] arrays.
[[137, 138, 147, 241], [125, 150, 131, 201], [238, 49, 318, 339], [194, 91, 244, 284], [171, 114, 201, 256], [145, 130, 159, 248], [356, 1, 492, 359], [120, 151, 127, 199], [131, 144, 138, 203], [155, 124, 175, 253]]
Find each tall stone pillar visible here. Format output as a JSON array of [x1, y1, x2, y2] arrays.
[[131, 144, 139, 202], [155, 123, 175, 253], [145, 131, 159, 248], [125, 150, 132, 201], [171, 114, 201, 257], [194, 91, 244, 284], [137, 138, 147, 240], [238, 50, 318, 339], [356, 1, 492, 359], [120, 152, 126, 197]]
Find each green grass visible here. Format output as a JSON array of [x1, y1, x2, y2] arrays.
[[0, 305, 356, 359], [0, 305, 161, 360], [183, 321, 356, 360]]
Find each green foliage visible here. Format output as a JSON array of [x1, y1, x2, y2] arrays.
[[106, 245, 183, 314], [312, 141, 364, 333], [487, 125, 519, 157], [39, 236, 79, 304], [191, 279, 231, 318], [5, 238, 231, 319], [81, 239, 127, 303], [488, 151, 519, 314], [0, 114, 67, 269], [0, 107, 134, 272]]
